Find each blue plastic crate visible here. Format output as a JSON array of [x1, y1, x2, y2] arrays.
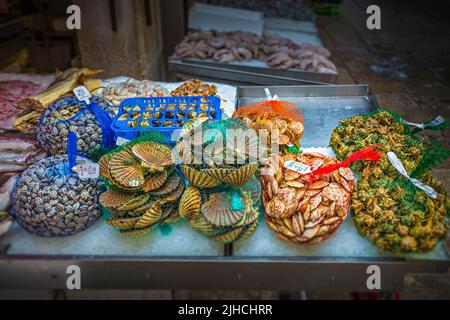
[[111, 96, 222, 143]]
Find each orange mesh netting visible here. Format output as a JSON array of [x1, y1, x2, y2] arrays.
[[233, 100, 304, 124]]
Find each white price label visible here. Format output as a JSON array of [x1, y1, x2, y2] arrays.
[[73, 86, 92, 104], [284, 160, 312, 175], [116, 137, 130, 146], [72, 163, 100, 179], [387, 152, 438, 199]]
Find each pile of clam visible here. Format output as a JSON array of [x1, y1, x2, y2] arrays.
[[261, 152, 355, 244], [170, 79, 218, 97], [12, 155, 104, 237], [98, 139, 185, 235], [179, 178, 261, 243], [173, 30, 337, 74], [37, 95, 115, 156], [177, 119, 262, 242]]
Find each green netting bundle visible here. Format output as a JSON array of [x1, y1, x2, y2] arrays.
[[97, 132, 184, 236], [177, 118, 262, 188], [178, 177, 261, 243], [352, 165, 449, 253]]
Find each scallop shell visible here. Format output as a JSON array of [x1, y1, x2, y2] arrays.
[[108, 217, 140, 230], [243, 177, 262, 205], [240, 218, 260, 241], [160, 179, 185, 204], [212, 226, 245, 243], [117, 193, 151, 211], [98, 154, 112, 179], [189, 215, 215, 235], [179, 186, 201, 218], [135, 201, 163, 229], [100, 190, 135, 210], [152, 172, 181, 196], [223, 163, 258, 187], [142, 170, 168, 192], [201, 193, 245, 227], [131, 141, 174, 170], [120, 225, 155, 237], [181, 165, 221, 188], [108, 150, 145, 189], [202, 168, 232, 182], [126, 200, 154, 216]]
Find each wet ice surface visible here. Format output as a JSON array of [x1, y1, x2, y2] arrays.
[[233, 218, 449, 260], [1, 218, 223, 257]]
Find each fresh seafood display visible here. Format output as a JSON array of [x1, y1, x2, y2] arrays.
[[101, 78, 169, 106], [352, 166, 449, 252], [173, 30, 337, 74], [0, 131, 47, 174], [170, 79, 218, 97], [177, 118, 260, 189], [330, 110, 425, 175], [100, 171, 185, 236], [0, 174, 18, 237], [261, 152, 355, 244], [179, 177, 261, 243], [98, 138, 184, 235], [12, 155, 104, 237], [37, 95, 115, 156], [331, 109, 450, 252], [13, 68, 102, 133], [233, 99, 304, 151]]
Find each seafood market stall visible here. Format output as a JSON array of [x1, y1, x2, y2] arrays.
[[1, 84, 449, 291]]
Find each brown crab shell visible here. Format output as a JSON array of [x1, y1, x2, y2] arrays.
[[179, 185, 202, 218], [142, 170, 168, 192], [108, 150, 145, 189], [201, 193, 246, 227], [100, 190, 136, 210], [131, 141, 174, 168], [181, 165, 221, 188]]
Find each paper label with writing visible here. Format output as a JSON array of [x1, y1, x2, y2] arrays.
[[387, 152, 437, 199], [116, 136, 130, 146], [72, 163, 100, 179], [284, 160, 311, 175], [73, 86, 92, 104], [404, 115, 445, 130]]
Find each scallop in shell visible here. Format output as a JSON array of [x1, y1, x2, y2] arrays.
[[152, 172, 182, 196], [100, 190, 135, 210], [135, 201, 163, 229], [98, 154, 112, 179], [141, 170, 168, 192], [201, 192, 245, 227], [108, 150, 145, 189], [223, 163, 258, 187], [179, 186, 202, 218], [131, 141, 174, 171], [181, 165, 221, 188], [117, 193, 151, 211]]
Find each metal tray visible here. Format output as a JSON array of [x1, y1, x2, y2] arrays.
[[0, 85, 448, 291], [169, 58, 337, 86]]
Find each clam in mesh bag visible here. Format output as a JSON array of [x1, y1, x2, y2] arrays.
[[37, 95, 115, 156], [233, 99, 305, 151], [11, 154, 104, 237], [178, 177, 261, 243]]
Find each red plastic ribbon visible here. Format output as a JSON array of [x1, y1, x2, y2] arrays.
[[310, 145, 383, 176]]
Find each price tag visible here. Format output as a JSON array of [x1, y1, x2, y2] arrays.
[[116, 136, 130, 146], [73, 86, 92, 104], [72, 163, 100, 179], [387, 152, 438, 199], [404, 115, 445, 130], [284, 160, 311, 175]]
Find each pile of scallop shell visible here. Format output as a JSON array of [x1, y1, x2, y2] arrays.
[[261, 152, 355, 244], [98, 139, 185, 235], [177, 119, 262, 242], [179, 178, 261, 243], [178, 119, 260, 189]]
